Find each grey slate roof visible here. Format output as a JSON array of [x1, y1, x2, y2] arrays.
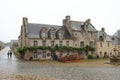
[[113, 30, 120, 45], [71, 21, 97, 31], [27, 20, 97, 38], [114, 30, 120, 39], [27, 23, 62, 38], [106, 35, 112, 42], [97, 31, 112, 41]]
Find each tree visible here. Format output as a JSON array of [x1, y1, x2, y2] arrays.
[[28, 46, 38, 51], [77, 48, 83, 55], [17, 46, 28, 58], [0, 46, 2, 50], [90, 47, 95, 54], [81, 45, 95, 56]]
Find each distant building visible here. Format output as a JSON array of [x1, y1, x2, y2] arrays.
[[96, 28, 115, 57], [10, 40, 18, 48], [112, 30, 120, 56]]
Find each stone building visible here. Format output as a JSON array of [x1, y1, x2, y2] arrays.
[[96, 28, 115, 57], [18, 16, 98, 60], [112, 30, 120, 56]]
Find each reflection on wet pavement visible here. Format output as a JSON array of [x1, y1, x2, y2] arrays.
[[0, 47, 120, 80]]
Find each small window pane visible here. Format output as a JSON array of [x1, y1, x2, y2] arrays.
[[33, 41, 38, 47], [42, 40, 46, 46], [89, 41, 93, 47], [59, 41, 63, 46], [66, 41, 69, 46], [80, 42, 84, 47], [34, 52, 38, 58], [51, 41, 55, 47], [42, 32, 46, 38]]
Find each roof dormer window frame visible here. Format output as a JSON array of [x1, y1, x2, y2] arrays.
[[40, 27, 47, 39]]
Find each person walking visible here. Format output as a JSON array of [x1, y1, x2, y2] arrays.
[[7, 51, 10, 58], [9, 51, 12, 58]]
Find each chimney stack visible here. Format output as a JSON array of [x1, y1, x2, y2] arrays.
[[101, 27, 105, 32], [86, 19, 91, 24], [23, 17, 28, 26], [66, 15, 71, 21]]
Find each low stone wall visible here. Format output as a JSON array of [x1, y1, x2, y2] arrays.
[[110, 56, 120, 63], [12, 47, 21, 58]]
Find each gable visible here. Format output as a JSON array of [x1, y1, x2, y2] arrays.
[[71, 21, 97, 32]]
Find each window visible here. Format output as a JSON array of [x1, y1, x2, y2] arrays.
[[100, 42, 102, 47], [100, 52, 102, 56], [33, 41, 38, 47], [80, 42, 84, 47], [59, 32, 63, 39], [42, 32, 46, 38], [51, 41, 55, 47], [42, 51, 46, 58], [59, 33, 62, 37], [51, 32, 55, 39], [34, 52, 38, 58], [42, 40, 46, 46], [99, 36, 103, 41], [47, 53, 51, 57], [118, 46, 120, 48], [81, 25, 84, 30], [89, 33, 92, 38], [66, 41, 69, 46], [89, 41, 93, 47], [110, 52, 112, 56], [75, 44, 77, 47], [80, 32, 83, 38], [59, 41, 63, 46], [75, 33, 77, 36]]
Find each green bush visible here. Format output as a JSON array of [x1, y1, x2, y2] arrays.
[[0, 46, 1, 50], [87, 54, 94, 59]]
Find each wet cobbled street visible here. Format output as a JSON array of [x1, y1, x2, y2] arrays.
[[0, 47, 120, 80]]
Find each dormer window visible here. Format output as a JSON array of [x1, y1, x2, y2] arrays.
[[42, 32, 46, 38], [81, 25, 85, 30], [59, 32, 63, 39], [59, 32, 62, 37], [57, 28, 64, 40], [40, 27, 47, 39], [99, 36, 103, 41], [49, 27, 56, 40], [51, 32, 55, 39]]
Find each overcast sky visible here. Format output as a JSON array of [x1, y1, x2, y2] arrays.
[[0, 0, 120, 43]]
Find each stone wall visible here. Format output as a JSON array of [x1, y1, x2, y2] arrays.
[[96, 41, 115, 58]]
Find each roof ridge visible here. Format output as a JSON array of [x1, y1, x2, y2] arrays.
[[28, 23, 62, 27], [70, 20, 84, 23]]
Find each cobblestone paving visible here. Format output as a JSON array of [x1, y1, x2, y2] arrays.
[[1, 66, 120, 80], [0, 71, 57, 80]]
